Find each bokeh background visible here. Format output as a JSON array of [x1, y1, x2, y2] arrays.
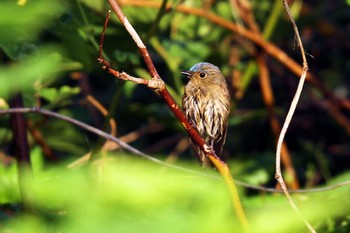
[[1, 0, 350, 232]]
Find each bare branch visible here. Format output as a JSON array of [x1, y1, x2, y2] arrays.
[[99, 10, 111, 59], [103, 1, 250, 231], [0, 107, 212, 178], [275, 1, 316, 232], [2, 107, 350, 195], [104, 0, 211, 164]]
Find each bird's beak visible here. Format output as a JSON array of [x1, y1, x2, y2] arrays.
[[181, 70, 193, 78]]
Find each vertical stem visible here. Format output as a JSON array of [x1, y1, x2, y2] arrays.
[[9, 94, 30, 164], [274, 1, 315, 232], [9, 93, 31, 209]]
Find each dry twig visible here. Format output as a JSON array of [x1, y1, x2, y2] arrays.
[[232, 0, 300, 189], [275, 1, 316, 232]]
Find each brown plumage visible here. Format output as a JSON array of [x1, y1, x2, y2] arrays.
[[181, 62, 230, 167]]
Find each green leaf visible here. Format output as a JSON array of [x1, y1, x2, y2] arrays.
[[0, 47, 64, 100], [39, 86, 80, 104], [39, 88, 59, 103], [59, 86, 80, 95], [0, 1, 65, 59], [30, 147, 44, 175], [0, 162, 19, 204]]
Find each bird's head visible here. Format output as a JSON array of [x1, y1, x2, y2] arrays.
[[181, 62, 223, 84]]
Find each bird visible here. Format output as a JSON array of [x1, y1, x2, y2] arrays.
[[181, 62, 230, 167]]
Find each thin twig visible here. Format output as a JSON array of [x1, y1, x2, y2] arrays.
[[99, 10, 111, 59], [236, 179, 350, 194], [97, 15, 163, 89], [0, 107, 213, 178], [104, 122, 165, 151], [257, 54, 300, 190], [2, 107, 350, 194], [86, 95, 117, 137], [28, 120, 56, 160], [275, 1, 316, 232], [236, 0, 300, 190]]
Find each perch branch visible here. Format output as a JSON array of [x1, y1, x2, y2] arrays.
[[102, 1, 250, 231]]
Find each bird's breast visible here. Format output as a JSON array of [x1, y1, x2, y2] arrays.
[[182, 86, 229, 140]]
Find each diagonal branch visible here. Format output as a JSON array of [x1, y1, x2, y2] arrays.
[[0, 107, 210, 177], [102, 1, 250, 231], [2, 107, 350, 195], [103, 2, 217, 165]]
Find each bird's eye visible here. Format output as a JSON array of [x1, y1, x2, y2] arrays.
[[199, 72, 206, 78]]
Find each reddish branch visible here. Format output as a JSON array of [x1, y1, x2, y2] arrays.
[[102, 1, 249, 231], [101, 1, 220, 164], [28, 120, 56, 160]]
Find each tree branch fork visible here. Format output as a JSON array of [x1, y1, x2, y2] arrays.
[[97, 5, 222, 168], [97, 58, 166, 90]]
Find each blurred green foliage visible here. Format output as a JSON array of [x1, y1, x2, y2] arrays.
[[0, 157, 349, 233], [0, 0, 350, 232]]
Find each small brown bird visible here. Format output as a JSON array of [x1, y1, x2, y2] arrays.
[[181, 62, 230, 167]]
